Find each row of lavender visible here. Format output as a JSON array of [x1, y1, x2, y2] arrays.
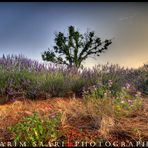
[[0, 54, 147, 103]]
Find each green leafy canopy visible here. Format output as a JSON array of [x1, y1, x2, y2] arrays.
[[42, 26, 112, 68]]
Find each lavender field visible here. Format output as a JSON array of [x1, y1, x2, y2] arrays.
[[0, 54, 148, 147], [0, 54, 147, 102]]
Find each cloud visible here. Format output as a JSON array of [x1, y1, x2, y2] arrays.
[[119, 13, 137, 21], [119, 16, 130, 21]]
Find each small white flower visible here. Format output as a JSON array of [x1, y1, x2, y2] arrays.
[[123, 87, 126, 90], [121, 100, 125, 103], [125, 83, 130, 89], [135, 91, 141, 97], [104, 93, 107, 97]]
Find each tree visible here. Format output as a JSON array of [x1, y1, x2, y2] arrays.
[[42, 26, 112, 68]]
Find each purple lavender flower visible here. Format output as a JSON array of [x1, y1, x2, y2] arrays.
[[125, 83, 131, 89], [108, 80, 113, 87], [10, 98, 16, 102], [50, 115, 56, 119], [127, 100, 134, 103]]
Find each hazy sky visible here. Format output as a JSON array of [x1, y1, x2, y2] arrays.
[[0, 2, 148, 68]]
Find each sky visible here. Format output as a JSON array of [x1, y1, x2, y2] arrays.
[[0, 2, 148, 69]]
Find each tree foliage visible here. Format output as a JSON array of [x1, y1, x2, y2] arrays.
[[42, 26, 112, 68]]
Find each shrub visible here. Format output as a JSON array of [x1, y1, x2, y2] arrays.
[[83, 85, 108, 100], [136, 65, 148, 94], [43, 72, 66, 97], [8, 112, 62, 146], [0, 96, 9, 104], [82, 80, 143, 118], [113, 87, 143, 117], [102, 73, 124, 97], [0, 54, 147, 100], [66, 74, 85, 97], [24, 82, 41, 100]]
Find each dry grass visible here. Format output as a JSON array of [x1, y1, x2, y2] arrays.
[[109, 98, 148, 142], [0, 97, 148, 144], [55, 98, 115, 138], [0, 98, 55, 129]]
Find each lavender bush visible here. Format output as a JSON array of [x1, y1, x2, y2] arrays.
[[0, 54, 147, 104]]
